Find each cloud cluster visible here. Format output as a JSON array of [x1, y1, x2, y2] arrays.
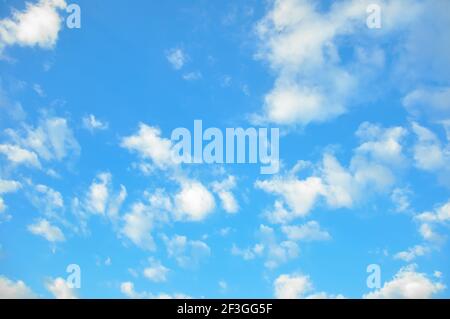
[[0, 0, 67, 54]]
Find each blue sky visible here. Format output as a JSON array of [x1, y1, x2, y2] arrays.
[[0, 0, 449, 299]]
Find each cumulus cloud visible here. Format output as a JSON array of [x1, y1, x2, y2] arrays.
[[403, 87, 450, 121], [174, 180, 215, 221], [166, 48, 186, 70], [2, 116, 80, 168], [85, 172, 127, 218], [120, 281, 190, 299], [364, 265, 445, 299], [394, 245, 430, 262], [411, 122, 449, 172], [0, 0, 67, 54], [28, 184, 64, 219], [0, 179, 21, 215], [274, 274, 312, 299], [0, 144, 40, 167], [163, 234, 210, 268], [121, 202, 158, 251], [281, 221, 331, 242], [121, 123, 174, 170], [232, 225, 299, 268], [82, 114, 108, 132], [211, 176, 239, 214], [27, 219, 65, 242], [143, 258, 170, 283], [256, 122, 401, 223], [0, 276, 36, 298], [45, 277, 77, 299]]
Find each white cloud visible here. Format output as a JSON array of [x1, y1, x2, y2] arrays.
[[120, 281, 190, 299], [391, 188, 412, 213], [231, 243, 264, 260], [143, 258, 170, 283], [0, 179, 21, 214], [281, 221, 331, 242], [364, 265, 445, 299], [45, 277, 77, 299], [4, 116, 80, 166], [233, 225, 298, 268], [166, 48, 186, 70], [82, 114, 108, 132], [0, 0, 67, 53], [121, 123, 174, 170], [253, 0, 369, 126], [0, 144, 40, 167], [30, 184, 64, 218], [182, 71, 202, 81], [0, 276, 36, 298], [0, 198, 5, 214], [32, 84, 45, 97], [394, 245, 431, 262], [163, 234, 210, 268], [0, 179, 22, 194], [414, 199, 450, 243], [174, 180, 215, 221], [87, 173, 110, 215], [355, 122, 407, 165], [274, 274, 312, 299], [121, 202, 157, 251], [211, 176, 239, 214], [257, 122, 400, 223], [27, 219, 65, 242], [85, 172, 127, 219], [411, 122, 448, 172], [256, 176, 324, 220], [403, 87, 450, 121]]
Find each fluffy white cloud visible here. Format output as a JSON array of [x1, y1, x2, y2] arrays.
[[121, 123, 174, 170], [281, 221, 331, 242], [29, 184, 64, 218], [166, 48, 186, 70], [256, 176, 324, 220], [231, 243, 264, 260], [253, 0, 365, 126], [0, 179, 21, 214], [143, 258, 170, 283], [174, 180, 215, 221], [274, 274, 312, 299], [411, 122, 448, 172], [3, 116, 80, 167], [0, 179, 22, 194], [82, 114, 108, 132], [233, 225, 298, 268], [257, 122, 400, 222], [211, 176, 239, 214], [0, 276, 35, 298], [364, 265, 445, 299], [273, 273, 344, 299], [0, 144, 40, 167], [163, 234, 210, 268], [403, 87, 450, 121], [0, 0, 67, 53], [45, 277, 77, 299], [85, 172, 127, 219], [27, 219, 65, 242], [391, 188, 412, 213], [121, 202, 157, 251], [0, 198, 5, 213], [414, 199, 450, 243], [394, 245, 430, 262], [120, 281, 189, 299], [355, 122, 407, 165]]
